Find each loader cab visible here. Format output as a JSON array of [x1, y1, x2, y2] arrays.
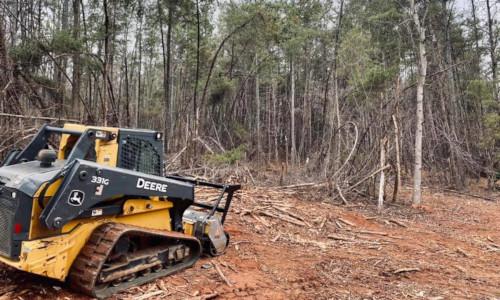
[[116, 128, 164, 176], [2, 123, 165, 177]]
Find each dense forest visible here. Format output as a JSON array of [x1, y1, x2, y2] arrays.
[[0, 0, 498, 205]]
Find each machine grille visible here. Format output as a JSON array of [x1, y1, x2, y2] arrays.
[[119, 137, 162, 176], [0, 194, 15, 256]]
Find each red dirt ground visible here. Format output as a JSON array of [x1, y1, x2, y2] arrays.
[[0, 186, 498, 300]]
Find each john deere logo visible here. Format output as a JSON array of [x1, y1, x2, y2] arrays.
[[68, 190, 85, 206]]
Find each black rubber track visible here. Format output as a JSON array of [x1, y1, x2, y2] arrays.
[[67, 223, 201, 299]]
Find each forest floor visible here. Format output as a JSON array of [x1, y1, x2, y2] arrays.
[[0, 184, 499, 300]]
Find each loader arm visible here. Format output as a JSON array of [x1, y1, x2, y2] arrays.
[[40, 159, 194, 230]]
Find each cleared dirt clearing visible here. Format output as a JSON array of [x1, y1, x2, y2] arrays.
[[0, 186, 498, 299]]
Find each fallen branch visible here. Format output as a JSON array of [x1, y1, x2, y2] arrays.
[[213, 262, 232, 286], [272, 206, 309, 225], [319, 217, 327, 229], [245, 166, 256, 185], [388, 219, 408, 228], [344, 165, 391, 194], [456, 247, 471, 257], [327, 234, 353, 241], [443, 188, 496, 202], [251, 213, 271, 227], [0, 112, 79, 122], [187, 293, 219, 300], [259, 211, 306, 227], [165, 146, 187, 170], [393, 267, 420, 274], [336, 184, 349, 205], [353, 230, 389, 236], [338, 218, 355, 227], [135, 290, 165, 300], [453, 265, 466, 273], [271, 233, 281, 242], [276, 181, 327, 189], [194, 137, 215, 154]]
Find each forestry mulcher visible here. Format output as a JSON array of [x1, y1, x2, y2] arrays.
[[0, 124, 240, 298]]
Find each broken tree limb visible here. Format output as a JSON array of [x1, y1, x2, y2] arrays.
[[392, 113, 401, 203], [188, 292, 219, 300], [194, 137, 215, 154], [0, 112, 79, 122], [165, 146, 187, 170], [377, 137, 388, 212], [271, 233, 281, 242], [213, 262, 232, 286], [244, 166, 256, 185], [336, 184, 349, 205], [388, 219, 408, 228], [272, 206, 308, 223], [344, 165, 391, 194], [393, 267, 420, 274], [327, 234, 353, 241], [276, 181, 327, 189], [135, 290, 165, 300], [456, 247, 471, 257], [251, 213, 271, 227], [259, 211, 306, 227], [443, 189, 496, 202], [319, 217, 327, 229], [353, 230, 389, 236], [338, 217, 355, 227]]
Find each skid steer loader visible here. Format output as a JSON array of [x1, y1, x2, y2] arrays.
[[0, 123, 240, 298]]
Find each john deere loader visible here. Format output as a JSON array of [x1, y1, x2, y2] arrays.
[[0, 123, 239, 298]]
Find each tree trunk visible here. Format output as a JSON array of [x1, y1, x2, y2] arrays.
[[255, 53, 261, 161], [378, 137, 387, 212], [470, 0, 481, 73], [290, 59, 296, 166], [323, 0, 343, 175], [102, 0, 111, 126], [158, 0, 172, 151], [392, 112, 401, 202], [272, 78, 278, 162], [55, 0, 69, 116], [411, 0, 427, 205], [135, 13, 143, 127], [71, 0, 80, 119], [193, 0, 200, 136], [485, 0, 498, 104]]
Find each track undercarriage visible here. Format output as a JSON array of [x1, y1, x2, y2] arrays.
[[68, 223, 202, 299]]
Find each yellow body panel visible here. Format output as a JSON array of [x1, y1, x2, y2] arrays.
[[57, 123, 119, 167], [30, 123, 120, 240], [183, 222, 195, 236], [0, 199, 173, 281], [29, 179, 64, 239]]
